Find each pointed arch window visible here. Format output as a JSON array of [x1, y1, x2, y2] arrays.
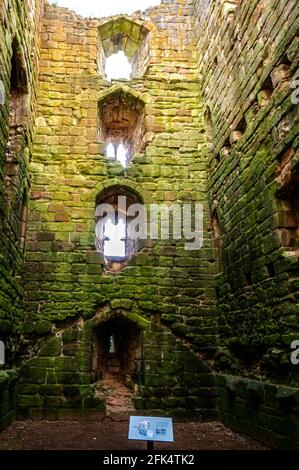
[[98, 17, 150, 80], [99, 89, 145, 167], [95, 186, 145, 272]]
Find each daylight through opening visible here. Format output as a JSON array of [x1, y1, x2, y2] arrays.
[[106, 142, 128, 167], [95, 187, 144, 272], [99, 90, 145, 167], [105, 51, 132, 82]]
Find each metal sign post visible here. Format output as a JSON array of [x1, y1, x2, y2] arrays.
[[147, 440, 154, 451]]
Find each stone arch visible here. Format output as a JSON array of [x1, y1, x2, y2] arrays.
[[93, 178, 151, 207], [98, 86, 147, 166], [94, 183, 149, 272], [97, 83, 148, 105], [98, 16, 150, 59], [86, 307, 151, 333], [85, 308, 150, 384], [98, 16, 151, 79], [98, 87, 146, 165]]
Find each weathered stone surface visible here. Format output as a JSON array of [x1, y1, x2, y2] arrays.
[[9, 0, 217, 425], [0, 0, 44, 430], [0, 0, 298, 450], [194, 0, 299, 449]]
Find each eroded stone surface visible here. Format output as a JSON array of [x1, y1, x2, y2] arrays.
[[0, 0, 298, 450]]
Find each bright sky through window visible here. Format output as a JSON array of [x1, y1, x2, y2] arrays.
[[104, 218, 126, 258], [105, 51, 132, 82], [49, 0, 161, 18], [116, 144, 127, 168], [106, 143, 115, 159], [106, 143, 128, 167]]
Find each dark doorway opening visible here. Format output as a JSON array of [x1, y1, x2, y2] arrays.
[[92, 317, 143, 384], [93, 317, 143, 417]]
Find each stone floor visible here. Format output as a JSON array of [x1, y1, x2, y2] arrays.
[[95, 372, 136, 420], [0, 420, 269, 450]]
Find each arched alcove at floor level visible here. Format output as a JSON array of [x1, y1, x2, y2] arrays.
[[92, 315, 143, 417], [92, 316, 143, 383]]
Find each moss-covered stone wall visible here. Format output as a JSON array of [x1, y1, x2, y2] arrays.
[[1, 0, 298, 448], [194, 0, 299, 449], [19, 0, 217, 420], [0, 0, 44, 429]]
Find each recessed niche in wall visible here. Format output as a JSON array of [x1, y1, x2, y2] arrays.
[[275, 150, 299, 251], [95, 186, 144, 272], [92, 316, 142, 383], [266, 262, 275, 278], [99, 88, 145, 167], [98, 17, 150, 81], [244, 272, 253, 287], [8, 37, 29, 139], [276, 189, 299, 250], [212, 210, 221, 246]]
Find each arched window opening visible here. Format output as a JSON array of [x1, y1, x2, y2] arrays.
[[116, 143, 127, 167], [105, 142, 128, 168], [99, 90, 145, 167], [95, 187, 144, 272], [109, 334, 117, 354], [106, 142, 115, 159], [105, 50, 132, 82], [98, 18, 150, 80]]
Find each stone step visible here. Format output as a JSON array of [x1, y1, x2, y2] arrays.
[[95, 372, 136, 421]]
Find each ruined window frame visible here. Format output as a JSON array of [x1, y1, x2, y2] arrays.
[[97, 17, 151, 81], [95, 186, 144, 272]]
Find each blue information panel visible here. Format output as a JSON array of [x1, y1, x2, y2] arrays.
[[128, 416, 174, 443]]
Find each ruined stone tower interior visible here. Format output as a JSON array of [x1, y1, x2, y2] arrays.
[[0, 0, 298, 451]]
